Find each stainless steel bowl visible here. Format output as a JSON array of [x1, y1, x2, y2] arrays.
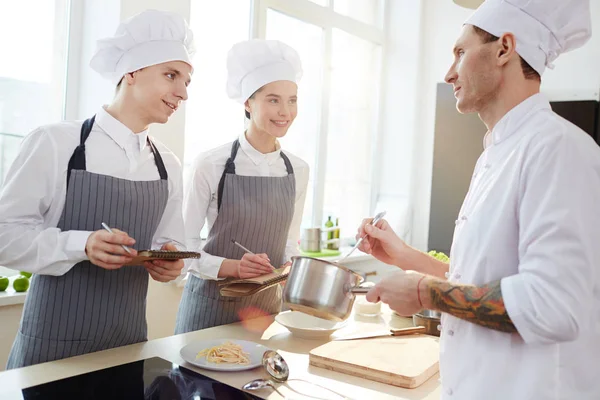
[[413, 309, 442, 336], [283, 256, 368, 322]]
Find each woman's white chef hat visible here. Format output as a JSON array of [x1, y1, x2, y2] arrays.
[[465, 0, 592, 76], [226, 39, 303, 103], [90, 9, 195, 86]]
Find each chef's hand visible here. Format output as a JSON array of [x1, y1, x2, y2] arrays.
[[356, 218, 407, 266], [366, 270, 427, 316], [237, 253, 275, 279], [144, 243, 185, 283], [86, 228, 136, 270]]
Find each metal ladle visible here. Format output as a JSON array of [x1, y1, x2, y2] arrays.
[[243, 350, 351, 399]]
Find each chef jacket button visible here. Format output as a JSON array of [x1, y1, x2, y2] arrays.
[[484, 164, 491, 169], [444, 272, 450, 278], [448, 329, 454, 336], [454, 219, 460, 225], [447, 388, 454, 395], [455, 273, 461, 279], [461, 215, 468, 221], [437, 324, 442, 332]]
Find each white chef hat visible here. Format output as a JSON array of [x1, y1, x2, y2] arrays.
[[90, 9, 195, 86], [226, 39, 303, 103], [465, 0, 592, 76]]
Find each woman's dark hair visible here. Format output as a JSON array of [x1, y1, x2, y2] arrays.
[[244, 88, 262, 119], [471, 25, 540, 81]]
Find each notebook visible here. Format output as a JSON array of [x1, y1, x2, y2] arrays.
[[218, 265, 291, 297], [124, 250, 201, 266]]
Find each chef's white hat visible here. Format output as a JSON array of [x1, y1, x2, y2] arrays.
[[90, 9, 195, 86], [226, 39, 303, 103], [465, 0, 592, 76]]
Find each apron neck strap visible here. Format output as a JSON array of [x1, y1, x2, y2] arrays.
[[66, 116, 168, 189], [217, 139, 295, 211]]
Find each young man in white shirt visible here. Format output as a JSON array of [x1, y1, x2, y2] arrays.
[[1, 10, 194, 369]]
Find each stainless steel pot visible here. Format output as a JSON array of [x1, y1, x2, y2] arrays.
[[412, 309, 442, 337], [283, 256, 370, 322]]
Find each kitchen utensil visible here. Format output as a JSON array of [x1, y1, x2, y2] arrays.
[[262, 350, 350, 399], [242, 379, 285, 397], [179, 339, 269, 371], [332, 325, 426, 341], [309, 335, 440, 389], [275, 311, 347, 339], [412, 309, 442, 337], [338, 211, 386, 262], [283, 256, 372, 321], [300, 227, 340, 253]]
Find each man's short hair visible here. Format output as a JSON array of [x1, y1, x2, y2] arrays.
[[472, 25, 541, 81]]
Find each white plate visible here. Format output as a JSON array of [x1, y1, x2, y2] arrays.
[[275, 311, 347, 339], [180, 339, 269, 371]]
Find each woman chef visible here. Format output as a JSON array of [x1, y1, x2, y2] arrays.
[[0, 9, 194, 369], [175, 39, 309, 332]]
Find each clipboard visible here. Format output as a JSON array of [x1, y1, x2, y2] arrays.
[[217, 265, 290, 297]]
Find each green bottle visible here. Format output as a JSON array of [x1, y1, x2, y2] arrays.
[[332, 218, 340, 250], [325, 216, 334, 250]]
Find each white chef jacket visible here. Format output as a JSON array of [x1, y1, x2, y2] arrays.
[[183, 132, 309, 280], [0, 107, 185, 276], [440, 93, 600, 399]]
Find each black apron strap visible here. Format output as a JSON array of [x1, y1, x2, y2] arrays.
[[217, 139, 240, 211], [280, 151, 295, 175], [147, 139, 168, 180], [66, 116, 95, 189]]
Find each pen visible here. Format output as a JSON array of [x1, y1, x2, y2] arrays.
[[231, 239, 255, 254], [101, 222, 133, 255]]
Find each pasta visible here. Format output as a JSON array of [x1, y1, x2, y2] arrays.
[[196, 341, 251, 365]]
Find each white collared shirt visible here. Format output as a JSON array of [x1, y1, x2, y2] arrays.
[[183, 133, 309, 280], [440, 93, 600, 399], [0, 107, 185, 276]]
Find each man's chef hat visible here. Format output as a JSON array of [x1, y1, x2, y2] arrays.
[[90, 9, 195, 86], [465, 0, 592, 76]]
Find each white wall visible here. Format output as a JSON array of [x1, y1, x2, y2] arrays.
[[407, 0, 600, 251]]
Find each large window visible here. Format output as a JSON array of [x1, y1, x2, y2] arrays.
[[0, 0, 71, 185], [0, 0, 72, 277], [185, 0, 385, 241]]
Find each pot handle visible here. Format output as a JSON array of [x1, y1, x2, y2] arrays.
[[349, 287, 371, 294], [348, 281, 374, 294]]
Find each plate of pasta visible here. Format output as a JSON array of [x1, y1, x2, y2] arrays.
[[180, 339, 270, 371]]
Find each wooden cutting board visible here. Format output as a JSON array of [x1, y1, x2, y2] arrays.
[[309, 335, 439, 389]]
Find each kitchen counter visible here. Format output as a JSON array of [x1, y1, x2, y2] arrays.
[[0, 306, 441, 399]]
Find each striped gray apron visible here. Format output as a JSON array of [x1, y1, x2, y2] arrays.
[[175, 139, 295, 333], [7, 116, 169, 369]]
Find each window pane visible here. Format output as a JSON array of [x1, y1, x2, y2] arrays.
[[333, 0, 382, 26], [0, 0, 69, 184], [308, 0, 329, 6], [184, 0, 251, 168], [324, 29, 381, 239], [266, 9, 325, 229]]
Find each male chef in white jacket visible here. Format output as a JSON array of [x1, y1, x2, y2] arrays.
[[357, 0, 600, 398]]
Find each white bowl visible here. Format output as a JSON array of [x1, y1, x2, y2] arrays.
[[275, 311, 347, 339]]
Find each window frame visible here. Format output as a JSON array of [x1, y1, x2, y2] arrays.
[[252, 0, 387, 231], [0, 0, 78, 273]]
